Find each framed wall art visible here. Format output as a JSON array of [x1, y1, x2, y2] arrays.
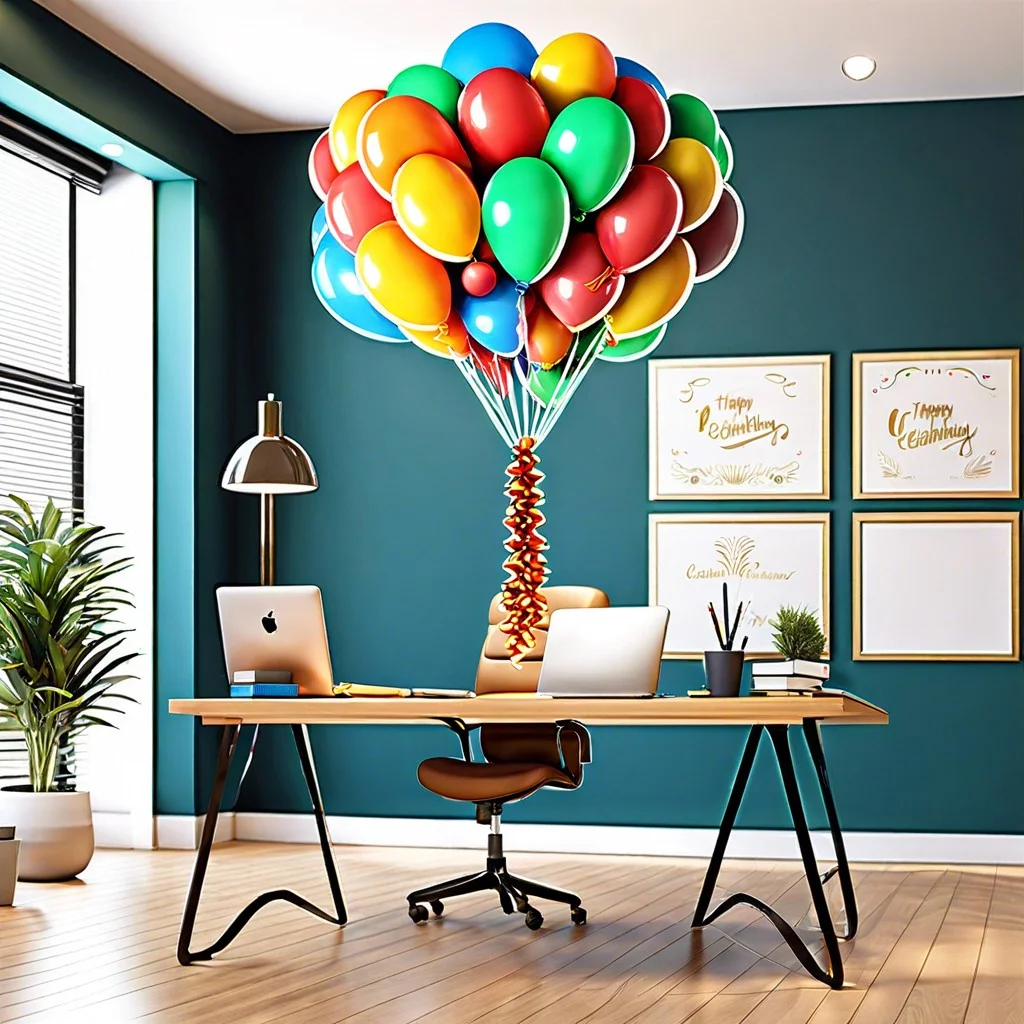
[[648, 355, 830, 500], [853, 349, 1020, 498], [649, 512, 830, 659], [853, 512, 1020, 661]]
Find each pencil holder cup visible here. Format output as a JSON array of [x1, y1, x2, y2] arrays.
[[703, 650, 744, 697]]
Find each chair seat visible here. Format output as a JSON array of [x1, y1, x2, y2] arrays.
[[418, 757, 575, 803]]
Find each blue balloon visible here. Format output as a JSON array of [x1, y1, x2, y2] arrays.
[[311, 234, 407, 343], [615, 56, 667, 98], [459, 277, 524, 357], [442, 23, 537, 85], [311, 204, 329, 253]]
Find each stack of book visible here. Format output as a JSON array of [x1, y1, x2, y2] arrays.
[[750, 659, 829, 693], [230, 670, 298, 698]]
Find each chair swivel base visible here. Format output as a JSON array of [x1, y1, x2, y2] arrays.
[[407, 854, 586, 931]]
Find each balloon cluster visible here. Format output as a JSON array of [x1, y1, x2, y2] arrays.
[[308, 23, 744, 660]]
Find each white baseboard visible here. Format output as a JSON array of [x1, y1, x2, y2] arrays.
[[221, 813, 1024, 866], [155, 812, 235, 850], [93, 811, 134, 849]]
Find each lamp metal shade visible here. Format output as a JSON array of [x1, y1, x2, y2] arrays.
[[221, 394, 318, 494]]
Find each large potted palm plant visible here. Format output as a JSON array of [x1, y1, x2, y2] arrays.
[[0, 498, 136, 881]]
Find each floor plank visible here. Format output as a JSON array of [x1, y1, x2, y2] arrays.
[[0, 845, 1014, 1024]]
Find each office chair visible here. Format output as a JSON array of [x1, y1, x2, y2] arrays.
[[407, 585, 610, 931]]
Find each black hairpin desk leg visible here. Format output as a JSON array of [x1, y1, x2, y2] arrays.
[[691, 721, 856, 989], [176, 723, 347, 965]]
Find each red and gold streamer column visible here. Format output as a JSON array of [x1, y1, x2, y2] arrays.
[[498, 436, 549, 665]]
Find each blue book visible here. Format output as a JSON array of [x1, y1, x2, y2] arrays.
[[230, 682, 299, 698]]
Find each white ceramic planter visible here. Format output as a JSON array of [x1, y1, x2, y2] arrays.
[[0, 790, 94, 881], [0, 838, 19, 904]]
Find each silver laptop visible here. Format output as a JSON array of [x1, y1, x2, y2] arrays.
[[537, 606, 670, 698], [217, 585, 334, 695]]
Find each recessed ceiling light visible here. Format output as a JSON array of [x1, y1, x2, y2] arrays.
[[100, 142, 124, 158], [842, 55, 876, 81]]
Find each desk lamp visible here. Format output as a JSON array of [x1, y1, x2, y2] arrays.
[[221, 394, 318, 585]]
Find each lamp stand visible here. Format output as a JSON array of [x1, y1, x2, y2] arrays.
[[260, 493, 276, 586]]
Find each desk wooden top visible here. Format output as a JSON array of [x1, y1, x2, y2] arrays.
[[169, 692, 887, 727]]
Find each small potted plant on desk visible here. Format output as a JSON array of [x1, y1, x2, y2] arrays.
[[703, 583, 747, 696], [0, 498, 137, 881], [750, 605, 829, 692], [0, 824, 17, 905]]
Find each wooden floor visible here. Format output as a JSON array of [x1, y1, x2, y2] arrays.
[[0, 843, 1020, 1024]]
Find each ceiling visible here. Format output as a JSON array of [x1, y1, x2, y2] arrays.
[[35, 0, 1024, 133]]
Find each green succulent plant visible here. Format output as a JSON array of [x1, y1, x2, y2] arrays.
[[0, 497, 137, 792], [769, 605, 827, 662]]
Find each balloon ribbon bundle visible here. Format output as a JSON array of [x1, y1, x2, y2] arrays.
[[499, 436, 548, 663]]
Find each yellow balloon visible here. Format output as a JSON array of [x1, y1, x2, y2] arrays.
[[356, 221, 451, 331], [531, 33, 617, 116], [401, 309, 472, 360], [392, 154, 480, 262], [329, 89, 385, 171], [652, 138, 724, 232], [606, 237, 695, 340]]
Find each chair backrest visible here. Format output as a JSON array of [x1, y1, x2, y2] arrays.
[[475, 585, 611, 696]]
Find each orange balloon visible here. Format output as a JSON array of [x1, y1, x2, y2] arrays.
[[329, 89, 385, 171], [355, 221, 451, 330], [531, 33, 617, 116], [652, 138, 724, 232], [606, 237, 695, 339], [358, 95, 472, 199], [526, 299, 573, 368], [402, 308, 472, 360]]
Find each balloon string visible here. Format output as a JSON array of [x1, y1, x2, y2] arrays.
[[498, 436, 549, 667], [584, 265, 616, 292], [515, 287, 529, 356]]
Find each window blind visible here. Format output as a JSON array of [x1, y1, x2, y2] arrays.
[[0, 146, 72, 380]]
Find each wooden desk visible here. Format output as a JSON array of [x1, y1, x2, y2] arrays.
[[170, 692, 887, 989]]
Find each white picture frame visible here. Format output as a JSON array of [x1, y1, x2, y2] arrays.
[[853, 512, 1020, 661], [649, 513, 830, 659], [853, 349, 1020, 498], [648, 355, 830, 499]]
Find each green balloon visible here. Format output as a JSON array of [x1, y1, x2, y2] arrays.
[[387, 64, 462, 124], [667, 93, 719, 149], [541, 98, 635, 214], [482, 157, 570, 284], [713, 130, 733, 180], [597, 323, 667, 362], [527, 364, 573, 407]]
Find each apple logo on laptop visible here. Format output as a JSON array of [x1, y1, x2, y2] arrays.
[[261, 610, 277, 634]]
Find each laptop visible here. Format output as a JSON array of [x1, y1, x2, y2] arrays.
[[536, 606, 670, 698], [218, 585, 335, 695]]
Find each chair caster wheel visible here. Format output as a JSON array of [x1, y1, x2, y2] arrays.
[[408, 903, 429, 924], [430, 900, 444, 917], [571, 906, 587, 925], [524, 908, 543, 931]]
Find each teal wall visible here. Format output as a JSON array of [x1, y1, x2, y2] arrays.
[[234, 97, 1023, 834], [0, 0, 256, 814]]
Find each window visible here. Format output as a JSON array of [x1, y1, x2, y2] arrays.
[[0, 145, 84, 516]]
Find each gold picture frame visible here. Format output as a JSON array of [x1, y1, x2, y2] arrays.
[[852, 349, 1020, 499], [648, 355, 831, 500], [649, 512, 830, 659], [852, 511, 1020, 661]]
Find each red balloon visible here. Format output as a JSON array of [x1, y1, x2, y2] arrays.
[[537, 233, 624, 332], [469, 339, 513, 396], [595, 165, 683, 274], [458, 68, 551, 171], [522, 287, 536, 316], [477, 236, 497, 262], [612, 77, 670, 163], [462, 260, 498, 297], [308, 130, 340, 200], [325, 162, 393, 254], [688, 183, 744, 282]]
